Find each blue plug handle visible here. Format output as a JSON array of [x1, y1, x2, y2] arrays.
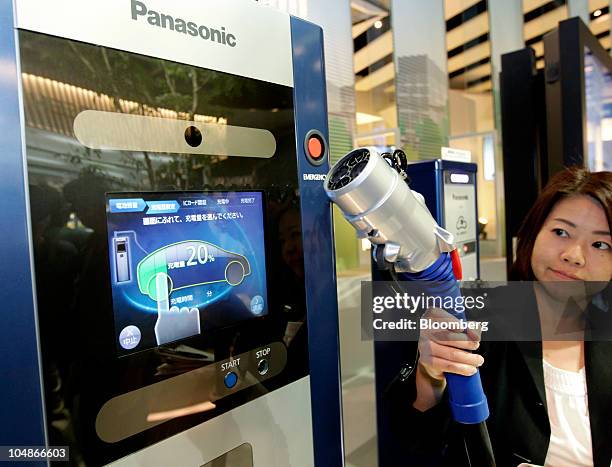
[[398, 253, 489, 424]]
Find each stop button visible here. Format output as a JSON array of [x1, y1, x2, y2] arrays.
[[304, 130, 327, 166]]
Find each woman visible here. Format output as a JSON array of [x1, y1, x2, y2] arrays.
[[389, 167, 612, 467]]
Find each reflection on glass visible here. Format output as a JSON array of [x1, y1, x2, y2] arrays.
[[20, 29, 307, 465], [584, 47, 612, 172]]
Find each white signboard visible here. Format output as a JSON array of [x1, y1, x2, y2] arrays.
[[444, 183, 476, 243], [441, 146, 471, 163], [15, 0, 294, 87]]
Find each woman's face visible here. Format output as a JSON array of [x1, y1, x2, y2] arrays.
[[531, 195, 612, 282]]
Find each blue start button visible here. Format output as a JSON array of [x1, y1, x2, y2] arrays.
[[224, 371, 238, 389]]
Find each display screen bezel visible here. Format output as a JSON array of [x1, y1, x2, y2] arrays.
[[105, 189, 272, 357]]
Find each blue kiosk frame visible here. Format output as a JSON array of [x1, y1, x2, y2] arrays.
[[0, 2, 343, 466]]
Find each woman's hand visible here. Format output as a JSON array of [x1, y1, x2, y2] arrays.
[[413, 308, 484, 411]]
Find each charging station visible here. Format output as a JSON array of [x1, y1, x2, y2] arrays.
[[406, 160, 480, 281], [0, 1, 342, 465]]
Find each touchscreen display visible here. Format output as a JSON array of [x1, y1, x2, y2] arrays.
[[106, 191, 268, 355]]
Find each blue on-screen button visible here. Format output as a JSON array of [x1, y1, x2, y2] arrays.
[[224, 371, 238, 389]]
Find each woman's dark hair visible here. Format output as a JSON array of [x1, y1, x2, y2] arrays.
[[509, 167, 612, 280]]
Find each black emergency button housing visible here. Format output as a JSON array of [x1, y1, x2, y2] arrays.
[[304, 129, 328, 166]]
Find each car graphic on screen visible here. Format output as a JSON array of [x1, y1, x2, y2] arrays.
[[137, 240, 251, 301]]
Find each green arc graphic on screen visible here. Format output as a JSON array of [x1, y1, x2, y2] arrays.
[[136, 240, 251, 301]]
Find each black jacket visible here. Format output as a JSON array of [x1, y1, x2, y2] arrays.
[[385, 284, 612, 467]]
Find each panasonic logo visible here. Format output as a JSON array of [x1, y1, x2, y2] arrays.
[[131, 0, 237, 47], [303, 174, 326, 181]]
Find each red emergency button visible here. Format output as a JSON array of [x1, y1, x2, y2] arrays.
[[304, 130, 327, 166], [307, 136, 323, 160]]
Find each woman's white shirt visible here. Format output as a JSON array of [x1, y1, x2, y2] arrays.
[[519, 359, 595, 467], [541, 359, 593, 467]]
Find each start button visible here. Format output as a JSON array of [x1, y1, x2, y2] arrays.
[[224, 371, 238, 389], [304, 130, 327, 166]]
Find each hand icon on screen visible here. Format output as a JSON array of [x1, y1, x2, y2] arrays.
[[153, 272, 201, 345]]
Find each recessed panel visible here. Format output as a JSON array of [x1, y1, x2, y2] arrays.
[[20, 28, 308, 465]]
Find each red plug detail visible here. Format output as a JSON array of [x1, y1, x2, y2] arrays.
[[450, 248, 463, 280]]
